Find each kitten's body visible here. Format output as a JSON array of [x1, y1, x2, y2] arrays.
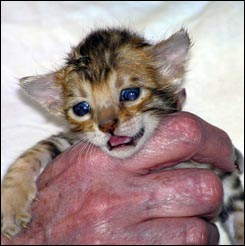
[[1, 28, 244, 244]]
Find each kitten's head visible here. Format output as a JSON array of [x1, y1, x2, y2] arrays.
[[20, 28, 191, 158]]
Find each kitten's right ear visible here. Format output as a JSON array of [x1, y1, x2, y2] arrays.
[[151, 28, 191, 84], [19, 73, 64, 117]]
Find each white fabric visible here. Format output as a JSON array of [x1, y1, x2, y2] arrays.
[[1, 2, 244, 244]]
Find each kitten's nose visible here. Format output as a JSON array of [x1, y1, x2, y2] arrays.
[[99, 118, 119, 134]]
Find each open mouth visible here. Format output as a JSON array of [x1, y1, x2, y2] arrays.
[[107, 128, 145, 151]]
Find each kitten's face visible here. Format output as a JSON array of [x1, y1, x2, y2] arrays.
[[65, 73, 159, 158], [64, 63, 164, 158], [20, 28, 190, 159]]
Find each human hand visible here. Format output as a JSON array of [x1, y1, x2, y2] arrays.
[[1, 112, 236, 245]]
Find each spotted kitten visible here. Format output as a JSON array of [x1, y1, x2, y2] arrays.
[[1, 28, 244, 244]]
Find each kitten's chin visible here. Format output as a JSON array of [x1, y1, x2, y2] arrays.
[[101, 127, 151, 159], [102, 141, 143, 159]]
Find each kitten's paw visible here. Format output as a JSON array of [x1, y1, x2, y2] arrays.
[[1, 181, 37, 238]]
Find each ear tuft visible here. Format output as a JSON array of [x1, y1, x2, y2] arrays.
[[20, 73, 64, 117], [152, 28, 191, 82]]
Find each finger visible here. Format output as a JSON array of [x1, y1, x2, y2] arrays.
[[190, 112, 236, 172], [120, 112, 236, 173], [121, 218, 219, 245], [128, 169, 223, 220], [0, 218, 219, 245]]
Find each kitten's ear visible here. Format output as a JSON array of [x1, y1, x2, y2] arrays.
[[152, 29, 191, 83], [19, 72, 64, 117]]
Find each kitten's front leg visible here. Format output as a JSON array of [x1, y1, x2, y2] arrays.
[[1, 133, 74, 238]]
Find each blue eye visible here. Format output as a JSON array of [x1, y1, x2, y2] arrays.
[[73, 101, 90, 116], [120, 88, 140, 102]]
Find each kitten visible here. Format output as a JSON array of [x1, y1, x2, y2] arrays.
[[1, 28, 244, 244]]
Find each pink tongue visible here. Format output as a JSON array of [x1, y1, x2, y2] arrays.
[[109, 135, 132, 147]]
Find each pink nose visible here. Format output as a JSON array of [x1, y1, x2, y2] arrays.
[[98, 118, 119, 133]]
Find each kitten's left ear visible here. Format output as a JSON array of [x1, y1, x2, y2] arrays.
[[20, 72, 64, 117], [152, 28, 191, 83]]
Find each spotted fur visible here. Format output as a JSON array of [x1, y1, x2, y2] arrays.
[[1, 28, 244, 244]]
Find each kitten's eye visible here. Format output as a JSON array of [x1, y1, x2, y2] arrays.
[[79, 56, 91, 65], [120, 88, 140, 102], [73, 101, 90, 116]]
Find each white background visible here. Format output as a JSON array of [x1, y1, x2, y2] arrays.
[[1, 2, 244, 244]]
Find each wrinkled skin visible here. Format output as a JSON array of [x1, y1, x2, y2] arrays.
[[1, 112, 236, 245]]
